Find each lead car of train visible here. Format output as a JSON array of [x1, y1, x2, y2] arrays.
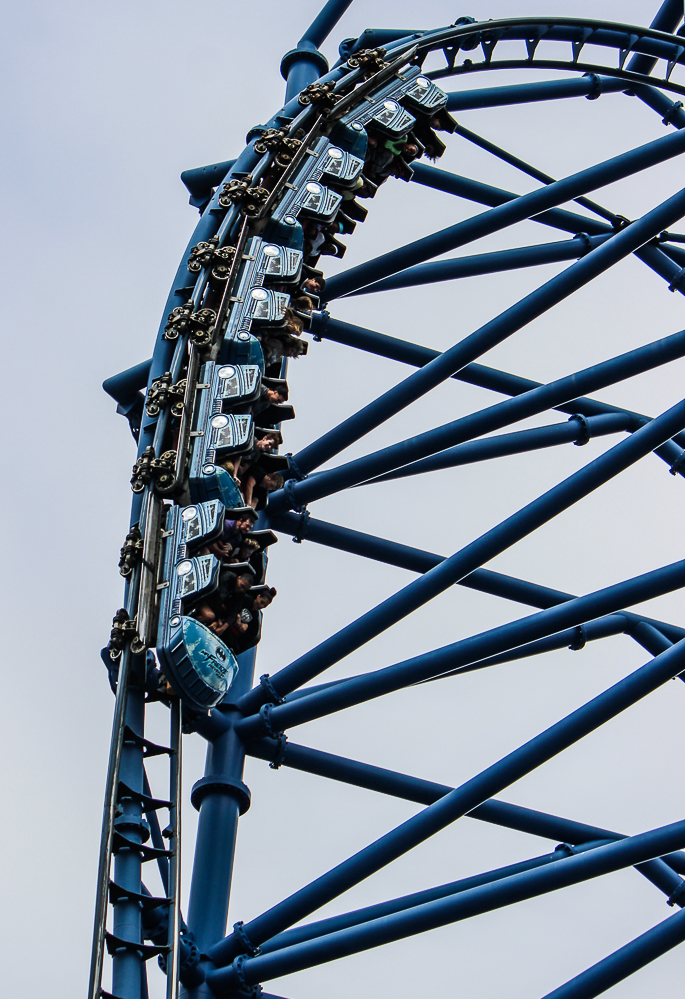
[[105, 53, 455, 715]]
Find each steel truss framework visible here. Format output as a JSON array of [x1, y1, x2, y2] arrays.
[[92, 2, 685, 998]]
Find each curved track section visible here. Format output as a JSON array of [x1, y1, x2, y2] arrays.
[[93, 3, 685, 998]]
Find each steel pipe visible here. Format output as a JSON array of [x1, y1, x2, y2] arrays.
[[208, 812, 685, 988], [252, 398, 685, 710], [283, 188, 685, 486]]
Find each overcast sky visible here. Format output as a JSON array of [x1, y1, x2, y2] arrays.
[[2, 2, 685, 997]]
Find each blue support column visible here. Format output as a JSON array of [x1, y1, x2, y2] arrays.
[[281, 0, 355, 102], [183, 649, 258, 996]]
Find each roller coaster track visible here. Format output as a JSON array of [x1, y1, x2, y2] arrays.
[[93, 2, 685, 997]]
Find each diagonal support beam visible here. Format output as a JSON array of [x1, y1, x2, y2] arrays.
[[285, 187, 685, 481], [343, 234, 611, 297], [309, 312, 685, 452], [406, 161, 685, 293], [245, 738, 685, 869], [250, 399, 685, 711], [216, 638, 685, 969], [280, 321, 685, 509], [253, 839, 615, 957], [206, 822, 685, 991], [237, 558, 685, 732], [361, 412, 631, 485], [324, 125, 685, 300], [423, 614, 629, 680], [245, 738, 685, 901], [539, 908, 685, 999], [270, 511, 684, 643]]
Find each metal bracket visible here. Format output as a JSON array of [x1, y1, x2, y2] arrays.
[[667, 265, 685, 293], [285, 454, 308, 481], [568, 625, 587, 651], [583, 73, 601, 100], [233, 921, 261, 957], [667, 881, 685, 907], [662, 101, 684, 127], [292, 507, 310, 543], [269, 733, 289, 770], [259, 673, 285, 705], [668, 450, 685, 476], [258, 703, 283, 741], [574, 231, 592, 254], [569, 413, 591, 446], [190, 775, 251, 815], [231, 954, 263, 997]]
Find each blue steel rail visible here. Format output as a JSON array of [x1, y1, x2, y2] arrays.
[[93, 2, 685, 998]]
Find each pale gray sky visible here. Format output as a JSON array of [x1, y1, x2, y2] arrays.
[[2, 2, 685, 997]]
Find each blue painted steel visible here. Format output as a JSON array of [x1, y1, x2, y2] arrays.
[[214, 638, 685, 969], [289, 185, 685, 481], [208, 820, 685, 991], [237, 558, 685, 729], [445, 75, 627, 112], [255, 840, 615, 957], [308, 314, 685, 456], [540, 908, 685, 999], [298, 0, 355, 47], [407, 161, 685, 290], [343, 234, 612, 296], [185, 647, 258, 973], [95, 7, 685, 998], [362, 412, 632, 483], [268, 513, 684, 643], [245, 739, 685, 890], [324, 126, 685, 300], [255, 398, 685, 708]]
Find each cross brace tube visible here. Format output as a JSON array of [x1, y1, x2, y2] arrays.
[[208, 814, 685, 990], [444, 74, 627, 112], [343, 234, 612, 297], [238, 557, 685, 733], [249, 397, 685, 712], [282, 185, 685, 487], [244, 739, 685, 878], [540, 908, 685, 999], [449, 122, 620, 224], [426, 614, 629, 679], [253, 840, 615, 958], [283, 320, 685, 510], [324, 124, 685, 301], [217, 639, 685, 967], [269, 511, 684, 644], [404, 161, 685, 295], [308, 314, 685, 458], [362, 412, 632, 484]]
